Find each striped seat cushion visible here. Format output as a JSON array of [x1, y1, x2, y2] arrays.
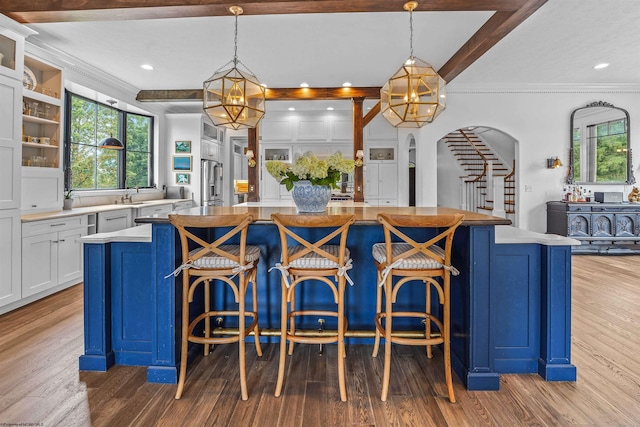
[[191, 245, 261, 269], [372, 242, 445, 270], [288, 245, 351, 269]]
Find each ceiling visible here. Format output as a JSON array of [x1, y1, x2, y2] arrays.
[[3, 0, 639, 112]]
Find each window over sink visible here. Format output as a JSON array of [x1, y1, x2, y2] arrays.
[[64, 92, 155, 191]]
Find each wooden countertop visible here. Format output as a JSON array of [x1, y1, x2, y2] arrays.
[[135, 202, 512, 226]]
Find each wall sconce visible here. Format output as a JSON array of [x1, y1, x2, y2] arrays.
[[355, 149, 364, 167], [246, 149, 256, 167], [546, 157, 563, 169]]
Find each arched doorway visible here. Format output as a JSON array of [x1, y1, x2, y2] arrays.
[[436, 126, 519, 226]]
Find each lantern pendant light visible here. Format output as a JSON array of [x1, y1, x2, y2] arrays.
[[381, 1, 446, 128], [203, 6, 266, 130]]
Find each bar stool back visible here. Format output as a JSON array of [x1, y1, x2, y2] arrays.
[[168, 213, 262, 401], [372, 213, 464, 403], [270, 213, 356, 402]]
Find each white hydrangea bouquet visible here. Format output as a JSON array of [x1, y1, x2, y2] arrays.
[[266, 151, 355, 191]]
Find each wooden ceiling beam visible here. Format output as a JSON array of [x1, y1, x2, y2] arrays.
[[437, 0, 547, 82], [2, 0, 531, 23], [136, 87, 382, 102]]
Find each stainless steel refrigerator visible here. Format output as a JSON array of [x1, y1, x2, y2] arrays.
[[201, 159, 223, 206]]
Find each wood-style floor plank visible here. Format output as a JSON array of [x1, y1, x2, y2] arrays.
[[1, 255, 640, 426]]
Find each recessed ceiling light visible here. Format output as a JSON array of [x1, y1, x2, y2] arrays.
[[342, 82, 352, 87], [327, 107, 334, 111], [594, 63, 609, 69], [300, 82, 310, 88], [288, 107, 295, 111], [140, 64, 154, 70], [440, 94, 446, 99]]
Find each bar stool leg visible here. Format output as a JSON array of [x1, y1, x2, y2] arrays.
[[250, 270, 263, 357], [425, 280, 433, 359], [204, 279, 211, 356], [175, 277, 190, 399], [288, 282, 296, 356], [380, 276, 393, 402], [337, 278, 347, 402], [239, 274, 248, 401], [275, 280, 288, 397], [372, 270, 383, 357]]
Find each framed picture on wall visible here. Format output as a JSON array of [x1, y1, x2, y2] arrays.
[[172, 155, 192, 171], [176, 173, 190, 184], [175, 140, 191, 153]]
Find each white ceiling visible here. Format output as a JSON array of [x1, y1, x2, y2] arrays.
[[21, 0, 640, 112]]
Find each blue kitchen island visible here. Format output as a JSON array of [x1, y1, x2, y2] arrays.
[[79, 203, 577, 391]]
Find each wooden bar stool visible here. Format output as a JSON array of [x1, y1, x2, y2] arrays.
[[168, 213, 262, 401], [270, 213, 356, 402], [372, 213, 464, 403]]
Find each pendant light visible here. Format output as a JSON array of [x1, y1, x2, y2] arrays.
[[381, 1, 446, 128], [203, 6, 266, 130], [98, 99, 124, 149]]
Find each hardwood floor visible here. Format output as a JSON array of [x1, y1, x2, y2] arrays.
[[1, 255, 639, 426]]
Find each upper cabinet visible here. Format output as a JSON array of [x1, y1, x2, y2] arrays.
[[21, 55, 63, 170]]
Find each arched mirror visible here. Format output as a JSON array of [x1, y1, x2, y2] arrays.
[[568, 101, 634, 184]]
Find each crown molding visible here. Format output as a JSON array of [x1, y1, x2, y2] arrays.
[[447, 82, 640, 94]]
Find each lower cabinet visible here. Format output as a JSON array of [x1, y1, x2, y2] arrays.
[[22, 215, 87, 298], [173, 200, 193, 211], [364, 162, 398, 206], [0, 210, 21, 308], [97, 209, 132, 233]]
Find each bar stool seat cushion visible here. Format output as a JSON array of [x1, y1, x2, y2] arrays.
[[191, 245, 261, 269], [372, 242, 445, 270], [288, 245, 351, 269]]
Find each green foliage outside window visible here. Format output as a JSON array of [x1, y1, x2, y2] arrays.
[[66, 93, 153, 190], [592, 119, 627, 183]]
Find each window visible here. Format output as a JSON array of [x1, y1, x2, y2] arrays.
[[64, 92, 154, 190]]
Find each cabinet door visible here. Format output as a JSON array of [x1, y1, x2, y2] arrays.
[[138, 204, 172, 217], [22, 231, 57, 297], [378, 163, 398, 201], [57, 227, 87, 284], [0, 210, 21, 307], [364, 164, 379, 198], [21, 168, 63, 212], [97, 210, 132, 233], [0, 74, 21, 210]]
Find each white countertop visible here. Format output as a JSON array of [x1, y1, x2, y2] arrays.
[[495, 225, 581, 246], [80, 224, 152, 243], [21, 199, 191, 223]]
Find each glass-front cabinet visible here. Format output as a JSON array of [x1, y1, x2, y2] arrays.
[[21, 55, 63, 169]]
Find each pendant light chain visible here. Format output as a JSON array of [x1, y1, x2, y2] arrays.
[[233, 12, 239, 66], [409, 7, 414, 59]]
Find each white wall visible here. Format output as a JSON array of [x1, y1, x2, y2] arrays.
[[164, 113, 203, 204], [415, 89, 640, 232]]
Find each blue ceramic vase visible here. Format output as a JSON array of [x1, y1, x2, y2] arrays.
[[291, 180, 331, 213]]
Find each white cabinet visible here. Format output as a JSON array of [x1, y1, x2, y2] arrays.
[[0, 210, 21, 307], [97, 209, 132, 233], [135, 203, 173, 220], [22, 215, 87, 298], [173, 200, 193, 211], [21, 55, 63, 172], [365, 162, 398, 206], [0, 73, 21, 210], [21, 167, 63, 211]]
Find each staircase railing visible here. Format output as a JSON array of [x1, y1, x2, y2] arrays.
[[459, 129, 489, 212]]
